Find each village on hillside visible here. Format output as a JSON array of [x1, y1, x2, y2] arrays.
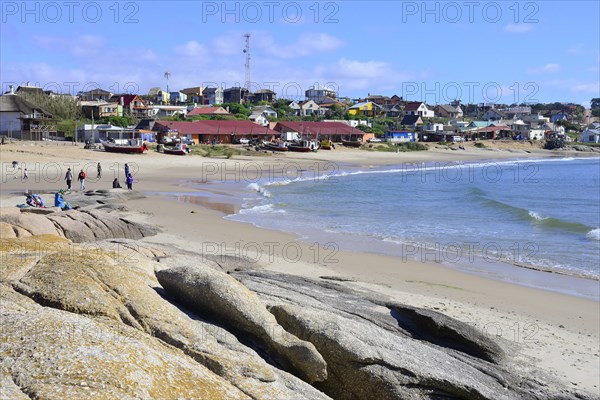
[[1, 83, 599, 147]]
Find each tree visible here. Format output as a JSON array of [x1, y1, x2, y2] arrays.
[[222, 103, 250, 116], [590, 98, 600, 109], [17, 92, 81, 120]]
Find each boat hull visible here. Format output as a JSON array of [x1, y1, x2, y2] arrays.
[[263, 143, 288, 152], [163, 148, 187, 155], [102, 143, 145, 154], [287, 146, 313, 152]]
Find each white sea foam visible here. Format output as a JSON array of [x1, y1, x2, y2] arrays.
[[528, 211, 547, 221], [587, 228, 600, 241], [239, 204, 285, 215], [247, 183, 271, 198]]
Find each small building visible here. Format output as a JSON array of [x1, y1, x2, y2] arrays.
[[79, 88, 114, 102], [404, 102, 434, 118], [109, 95, 152, 117], [202, 87, 224, 105], [80, 100, 122, 118], [434, 104, 463, 119], [579, 129, 600, 143], [348, 101, 383, 117], [248, 106, 278, 126], [150, 105, 188, 118], [305, 85, 337, 102], [170, 92, 188, 105], [384, 131, 416, 143], [482, 108, 507, 121], [186, 106, 231, 118], [527, 129, 546, 140], [223, 87, 250, 104], [181, 87, 204, 104], [250, 89, 276, 104], [400, 115, 424, 127], [550, 112, 568, 123], [0, 92, 56, 140]]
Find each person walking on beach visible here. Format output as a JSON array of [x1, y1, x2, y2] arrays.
[[97, 162, 102, 178], [64, 168, 73, 190], [126, 173, 133, 190], [124, 163, 129, 179], [23, 168, 28, 180], [77, 169, 86, 191]]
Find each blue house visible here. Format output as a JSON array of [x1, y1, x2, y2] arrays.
[[170, 92, 188, 105], [384, 131, 416, 142], [550, 112, 568, 123]]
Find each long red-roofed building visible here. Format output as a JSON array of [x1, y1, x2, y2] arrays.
[[153, 120, 277, 144], [273, 121, 371, 142]]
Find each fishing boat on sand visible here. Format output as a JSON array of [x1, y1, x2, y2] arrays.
[[288, 139, 319, 152], [263, 141, 289, 152], [342, 135, 363, 147], [102, 138, 146, 154], [163, 142, 188, 155]]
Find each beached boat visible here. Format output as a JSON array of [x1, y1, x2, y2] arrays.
[[288, 140, 319, 152], [342, 140, 362, 147], [263, 141, 289, 152], [102, 138, 146, 154], [163, 143, 188, 155]]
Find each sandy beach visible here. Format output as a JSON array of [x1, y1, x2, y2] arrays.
[[1, 140, 599, 394]]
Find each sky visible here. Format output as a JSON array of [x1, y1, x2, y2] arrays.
[[1, 1, 599, 106]]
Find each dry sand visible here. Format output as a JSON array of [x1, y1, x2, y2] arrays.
[[1, 140, 599, 393]]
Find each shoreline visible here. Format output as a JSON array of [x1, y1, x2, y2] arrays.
[[1, 141, 599, 392]]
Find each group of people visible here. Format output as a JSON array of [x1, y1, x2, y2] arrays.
[[63, 163, 134, 191]]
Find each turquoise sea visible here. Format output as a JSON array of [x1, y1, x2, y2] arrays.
[[224, 157, 600, 297]]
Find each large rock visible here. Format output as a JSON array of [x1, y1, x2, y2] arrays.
[[156, 265, 328, 384], [9, 244, 328, 399], [0, 286, 246, 400], [233, 270, 593, 400]]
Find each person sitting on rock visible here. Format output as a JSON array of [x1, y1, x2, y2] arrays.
[[54, 190, 72, 210], [112, 178, 122, 189]]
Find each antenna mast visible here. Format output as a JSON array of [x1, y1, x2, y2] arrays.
[[243, 33, 251, 90]]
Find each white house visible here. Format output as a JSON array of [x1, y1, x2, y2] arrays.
[[579, 129, 600, 143], [404, 102, 434, 118], [482, 108, 507, 121], [249, 106, 278, 127], [527, 129, 546, 140], [297, 100, 325, 117], [150, 105, 188, 118]]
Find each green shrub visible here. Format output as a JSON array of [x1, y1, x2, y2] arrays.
[[474, 142, 486, 148]]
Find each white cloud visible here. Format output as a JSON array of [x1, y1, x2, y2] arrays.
[[504, 24, 533, 33], [173, 41, 208, 58], [545, 79, 600, 94], [255, 32, 344, 59], [567, 44, 584, 55], [527, 63, 560, 74]]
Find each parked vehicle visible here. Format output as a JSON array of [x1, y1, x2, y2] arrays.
[[367, 137, 383, 143], [239, 138, 250, 144]]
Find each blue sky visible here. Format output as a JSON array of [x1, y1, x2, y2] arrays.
[[1, 1, 599, 105]]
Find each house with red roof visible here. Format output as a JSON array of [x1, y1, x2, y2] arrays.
[[186, 106, 231, 118], [273, 121, 373, 142], [404, 102, 434, 118], [109, 94, 151, 117], [153, 120, 277, 144]]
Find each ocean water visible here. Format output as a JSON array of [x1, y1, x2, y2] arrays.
[[228, 157, 600, 283]]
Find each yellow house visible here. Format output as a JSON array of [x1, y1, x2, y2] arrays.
[[348, 101, 382, 117]]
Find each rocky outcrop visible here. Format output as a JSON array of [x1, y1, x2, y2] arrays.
[[3, 239, 329, 400], [0, 191, 156, 243], [233, 270, 592, 400], [1, 203, 595, 400], [156, 265, 328, 384]]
